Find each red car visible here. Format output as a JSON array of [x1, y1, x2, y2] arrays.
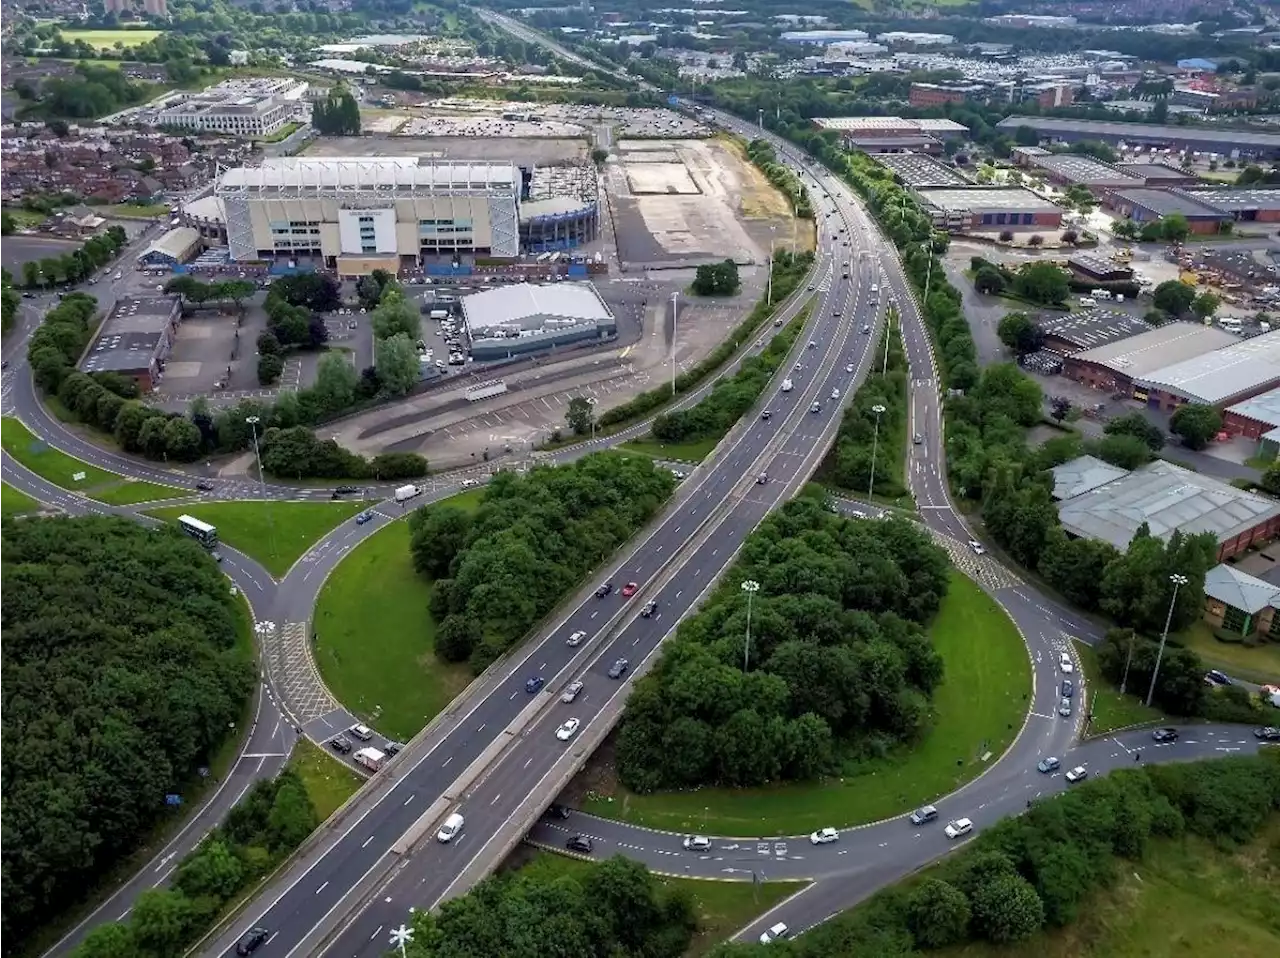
[[621, 582, 639, 597]]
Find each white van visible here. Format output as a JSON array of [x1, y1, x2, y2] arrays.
[[437, 812, 464, 843], [1218, 317, 1243, 333], [1078, 297, 1096, 309]]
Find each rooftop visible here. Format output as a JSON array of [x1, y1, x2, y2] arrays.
[[1068, 321, 1237, 377], [873, 152, 970, 187], [915, 186, 1060, 213], [1057, 459, 1280, 551], [813, 116, 969, 134], [1114, 161, 1196, 181], [462, 282, 612, 336], [1023, 152, 1142, 186], [996, 115, 1280, 150], [1068, 252, 1133, 276], [1204, 563, 1280, 614], [1038, 309, 1150, 351], [1049, 454, 1129, 500], [1110, 188, 1229, 218], [1226, 386, 1280, 428], [140, 226, 201, 263], [1137, 329, 1280, 405], [80, 297, 177, 374], [217, 157, 518, 192], [1183, 187, 1280, 212]]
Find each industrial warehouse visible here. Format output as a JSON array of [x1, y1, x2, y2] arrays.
[[997, 115, 1280, 160], [914, 186, 1062, 232], [811, 116, 969, 153], [460, 282, 616, 360]]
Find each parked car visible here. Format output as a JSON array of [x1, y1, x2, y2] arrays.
[[561, 681, 584, 703], [683, 835, 712, 851], [348, 724, 373, 741], [525, 675, 545, 694], [329, 736, 352, 755], [1037, 756, 1060, 773], [810, 827, 839, 845], [1065, 766, 1089, 783], [384, 742, 403, 756], [910, 805, 938, 825], [556, 718, 581, 741], [944, 818, 973, 839], [1151, 728, 1180, 743], [607, 658, 629, 679], [566, 630, 586, 647], [566, 834, 594, 853]]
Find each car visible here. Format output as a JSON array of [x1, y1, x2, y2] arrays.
[[810, 827, 839, 845], [349, 724, 373, 741], [1061, 679, 1074, 698], [861, 324, 871, 334], [755, 338, 764, 347], [556, 718, 581, 741], [794, 362, 803, 371], [566, 834, 594, 853], [807, 284, 815, 291], [235, 926, 270, 956], [1058, 696, 1073, 718], [21, 291, 35, 299], [831, 388, 841, 400], [561, 681, 584, 703], [912, 433, 923, 445], [1152, 727, 1179, 743], [1065, 766, 1089, 783], [756, 473, 768, 485], [355, 510, 374, 525], [437, 812, 464, 843], [607, 658, 629, 679], [759, 922, 790, 945], [1037, 757, 1060, 773], [810, 401, 821, 413], [384, 741, 403, 756], [760, 409, 772, 420], [595, 582, 614, 598], [566, 630, 587, 647], [1204, 669, 1232, 686], [460, 478, 478, 488], [1254, 726, 1280, 741], [846, 363, 855, 373], [525, 675, 545, 694], [944, 818, 973, 839], [968, 540, 985, 556], [774, 318, 783, 327], [910, 805, 938, 825], [621, 582, 639, 598], [329, 735, 352, 755], [683, 835, 713, 851], [1060, 652, 1074, 674], [195, 479, 215, 491], [548, 803, 572, 819]]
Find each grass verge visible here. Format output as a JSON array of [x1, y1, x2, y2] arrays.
[[621, 436, 720, 463], [146, 500, 368, 577], [1177, 621, 1280, 686], [99, 203, 170, 219], [584, 572, 1031, 834], [61, 28, 165, 49], [287, 738, 362, 822], [509, 850, 803, 957], [1075, 643, 1166, 735], [2, 482, 42, 517], [312, 492, 485, 741]]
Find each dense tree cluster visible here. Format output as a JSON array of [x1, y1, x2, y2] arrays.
[[255, 274, 340, 382], [311, 89, 361, 135], [707, 752, 1280, 958], [744, 138, 813, 218], [71, 770, 318, 958], [692, 259, 741, 297], [616, 499, 949, 792], [401, 855, 696, 958], [2, 517, 254, 949], [411, 453, 677, 672], [257, 425, 426, 480], [163, 276, 256, 313], [17, 225, 128, 289], [26, 291, 102, 394], [33, 65, 152, 120]]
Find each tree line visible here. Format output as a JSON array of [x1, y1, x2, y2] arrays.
[[744, 137, 813, 219], [311, 89, 362, 136], [164, 276, 257, 314], [1, 517, 254, 951], [13, 225, 128, 290], [615, 497, 950, 792], [409, 453, 677, 674], [706, 751, 1280, 957]]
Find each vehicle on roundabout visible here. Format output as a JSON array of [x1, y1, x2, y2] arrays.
[[810, 827, 839, 845], [566, 834, 593, 854], [682, 835, 712, 851], [944, 818, 973, 839], [1037, 756, 1060, 773], [556, 718, 581, 741], [910, 805, 938, 825], [1152, 727, 1180, 742]]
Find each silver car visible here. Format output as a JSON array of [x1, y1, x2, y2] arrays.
[[561, 681, 584, 704], [1058, 696, 1072, 718]]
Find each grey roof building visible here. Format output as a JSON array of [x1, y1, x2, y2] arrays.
[[995, 116, 1280, 158], [1056, 458, 1280, 559], [79, 297, 180, 391], [873, 153, 971, 187], [1049, 454, 1129, 500], [1064, 322, 1237, 384], [1108, 188, 1230, 221], [1038, 310, 1149, 354], [461, 282, 616, 360], [1136, 329, 1280, 406], [1204, 563, 1280, 616]]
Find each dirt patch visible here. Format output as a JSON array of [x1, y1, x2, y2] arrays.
[[717, 135, 790, 220]]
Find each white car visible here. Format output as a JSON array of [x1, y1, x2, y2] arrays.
[[845, 363, 855, 373], [682, 835, 712, 851], [555, 718, 581, 741], [566, 630, 586, 647], [1060, 651, 1075, 674], [1065, 766, 1089, 783], [944, 818, 973, 839], [968, 540, 985, 555], [810, 827, 839, 845], [759, 922, 790, 944]]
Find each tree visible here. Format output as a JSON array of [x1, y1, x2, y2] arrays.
[[1093, 433, 1153, 470], [1153, 280, 1196, 317], [1049, 396, 1072, 422], [996, 311, 1044, 355], [173, 840, 244, 901], [1160, 213, 1190, 242], [370, 288, 420, 341], [907, 879, 971, 948], [409, 504, 474, 579], [973, 265, 1006, 295], [312, 352, 359, 414], [129, 889, 200, 957], [1105, 412, 1165, 451], [1191, 291, 1222, 320], [970, 874, 1045, 943], [591, 147, 609, 165], [1169, 403, 1223, 450], [1038, 530, 1118, 609], [162, 416, 203, 462], [691, 259, 740, 296], [1011, 261, 1069, 306], [1113, 219, 1140, 240], [565, 396, 594, 436], [257, 352, 284, 386], [375, 333, 420, 397], [1261, 460, 1280, 496]]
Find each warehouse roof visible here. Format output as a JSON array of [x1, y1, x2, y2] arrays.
[[1114, 161, 1196, 182], [218, 157, 518, 191], [80, 297, 177, 375], [1038, 310, 1149, 352], [462, 282, 611, 336], [813, 116, 968, 133], [1204, 563, 1280, 615], [1023, 153, 1142, 187], [996, 115, 1280, 150], [1111, 188, 1228, 218], [1226, 386, 1280, 428], [1057, 459, 1280, 551], [873, 152, 970, 187], [916, 186, 1060, 213], [139, 227, 201, 263], [1049, 454, 1129, 500], [1183, 187, 1280, 212], [1136, 329, 1280, 405], [1068, 321, 1237, 377]]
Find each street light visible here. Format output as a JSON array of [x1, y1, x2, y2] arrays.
[[389, 925, 414, 958], [766, 226, 777, 305], [246, 415, 278, 562], [868, 404, 887, 499], [670, 291, 679, 396], [1146, 573, 1189, 708], [741, 579, 760, 673]]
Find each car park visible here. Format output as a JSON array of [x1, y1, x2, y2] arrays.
[[1065, 766, 1089, 783], [759, 923, 790, 945], [641, 600, 658, 618], [329, 735, 352, 755], [566, 630, 586, 647], [556, 718, 581, 741], [525, 675, 545, 694], [682, 835, 712, 852], [1058, 696, 1072, 717], [1037, 757, 1060, 773], [1060, 652, 1074, 674], [621, 582, 639, 597], [910, 805, 938, 825], [810, 827, 839, 845], [561, 681, 584, 703], [1152, 728, 1179, 742], [566, 834, 593, 853], [595, 582, 613, 598], [944, 818, 973, 839], [607, 658, 629, 679], [236, 927, 270, 956]]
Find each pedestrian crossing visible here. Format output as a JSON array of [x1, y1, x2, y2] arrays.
[[930, 531, 1023, 592]]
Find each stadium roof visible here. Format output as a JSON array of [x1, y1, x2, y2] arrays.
[[1136, 329, 1280, 405], [1067, 322, 1236, 377], [1204, 563, 1279, 615], [462, 282, 612, 336], [1057, 459, 1280, 552], [996, 115, 1280, 151], [1049, 455, 1128, 500], [218, 157, 518, 191], [1226, 386, 1280, 428]]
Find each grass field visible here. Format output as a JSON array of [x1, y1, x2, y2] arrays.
[[62, 29, 165, 50], [100, 203, 169, 219], [621, 436, 720, 463], [312, 490, 485, 740], [934, 817, 1280, 958], [510, 851, 804, 957], [4, 208, 48, 230], [146, 500, 368, 578], [584, 572, 1031, 834], [1076, 643, 1166, 735], [288, 737, 363, 823], [1, 482, 42, 518], [1178, 621, 1280, 685]]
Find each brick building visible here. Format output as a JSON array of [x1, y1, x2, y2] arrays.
[[1134, 329, 1280, 412], [915, 186, 1062, 232], [1062, 322, 1236, 395], [79, 297, 180, 392]]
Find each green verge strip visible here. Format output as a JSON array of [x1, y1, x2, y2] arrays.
[[1075, 643, 1166, 736], [1, 482, 42, 518], [584, 573, 1030, 835]]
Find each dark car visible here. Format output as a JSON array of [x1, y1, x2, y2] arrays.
[[384, 741, 404, 756], [195, 479, 215, 491], [1061, 679, 1074, 698], [329, 735, 352, 755], [1204, 669, 1232, 686], [640, 600, 657, 618], [548, 803, 572, 820], [236, 926, 270, 956], [525, 675, 545, 694], [566, 834, 594, 854], [607, 658, 629, 679], [1151, 728, 1179, 743], [595, 582, 614, 598], [761, 410, 772, 421], [333, 485, 359, 496], [1254, 727, 1280, 741]]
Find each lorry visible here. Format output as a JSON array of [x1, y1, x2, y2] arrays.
[[781, 379, 794, 393], [428, 309, 450, 320], [465, 380, 508, 402], [394, 484, 422, 503], [354, 747, 385, 772]]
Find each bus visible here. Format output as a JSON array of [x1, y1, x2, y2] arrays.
[[178, 515, 218, 550]]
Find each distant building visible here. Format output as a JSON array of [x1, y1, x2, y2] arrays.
[[780, 30, 869, 44], [104, 0, 167, 15], [1062, 322, 1237, 395], [909, 83, 985, 108], [914, 187, 1062, 233], [138, 227, 203, 267], [811, 116, 969, 154], [996, 115, 1280, 160], [1036, 309, 1148, 355], [1107, 188, 1232, 234], [157, 78, 308, 138], [1134, 328, 1280, 411], [461, 283, 615, 360], [1067, 253, 1134, 284]]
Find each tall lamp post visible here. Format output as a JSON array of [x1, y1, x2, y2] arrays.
[[669, 291, 679, 396], [246, 415, 278, 562], [868, 403, 887, 499], [1146, 573, 1188, 708], [766, 226, 777, 305], [741, 579, 760, 673]]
